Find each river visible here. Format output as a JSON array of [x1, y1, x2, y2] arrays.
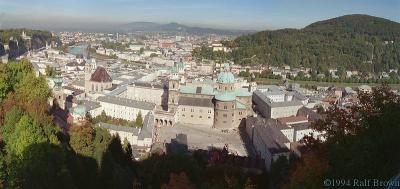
[[68, 44, 88, 57]]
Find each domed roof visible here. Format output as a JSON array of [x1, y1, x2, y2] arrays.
[[90, 66, 112, 82], [215, 92, 236, 102], [73, 105, 86, 116], [217, 72, 235, 84]]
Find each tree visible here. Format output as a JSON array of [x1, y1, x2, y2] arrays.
[[15, 73, 51, 103], [123, 138, 132, 160], [135, 111, 143, 127], [285, 84, 400, 188], [93, 127, 112, 165], [6, 115, 47, 156], [69, 124, 95, 157], [161, 172, 194, 189], [0, 150, 6, 188], [244, 178, 256, 189], [45, 65, 56, 77]]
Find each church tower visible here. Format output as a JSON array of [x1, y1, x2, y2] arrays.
[[84, 61, 92, 93], [168, 76, 180, 111]]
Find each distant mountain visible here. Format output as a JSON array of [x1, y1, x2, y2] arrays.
[[304, 14, 400, 37], [215, 14, 400, 73], [121, 22, 255, 35]]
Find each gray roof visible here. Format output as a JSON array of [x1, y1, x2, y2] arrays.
[[97, 122, 140, 135], [133, 81, 165, 89], [253, 90, 303, 108], [246, 117, 290, 154], [63, 86, 84, 95], [81, 100, 101, 111], [292, 122, 311, 131], [138, 112, 154, 140], [97, 96, 155, 110], [71, 80, 85, 87], [178, 96, 214, 108], [106, 85, 127, 96]]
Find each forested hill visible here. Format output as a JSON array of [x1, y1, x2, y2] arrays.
[[0, 29, 60, 59], [227, 14, 400, 73]]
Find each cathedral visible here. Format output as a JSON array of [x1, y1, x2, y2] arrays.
[[160, 64, 252, 129], [84, 61, 113, 93]]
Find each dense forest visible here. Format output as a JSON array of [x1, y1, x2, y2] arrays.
[[0, 29, 60, 59], [193, 14, 400, 74]]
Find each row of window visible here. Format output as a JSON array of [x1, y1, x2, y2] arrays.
[[215, 119, 242, 123], [216, 104, 235, 109], [181, 108, 212, 114], [181, 114, 212, 119]]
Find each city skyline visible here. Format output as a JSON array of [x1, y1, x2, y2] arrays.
[[0, 0, 399, 31]]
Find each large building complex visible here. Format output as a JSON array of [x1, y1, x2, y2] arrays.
[[252, 85, 305, 119], [155, 64, 253, 129]]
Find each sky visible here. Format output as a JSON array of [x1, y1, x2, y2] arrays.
[[0, 0, 399, 31]]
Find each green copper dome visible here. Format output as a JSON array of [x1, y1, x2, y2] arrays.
[[215, 92, 236, 101], [217, 72, 235, 84], [73, 105, 86, 116]]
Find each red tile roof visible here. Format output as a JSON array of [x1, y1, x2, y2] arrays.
[[90, 66, 112, 82], [278, 116, 308, 125]]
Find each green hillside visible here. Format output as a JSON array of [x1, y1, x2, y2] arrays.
[[0, 29, 60, 59], [195, 14, 400, 73]]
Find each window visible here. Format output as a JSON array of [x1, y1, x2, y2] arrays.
[[232, 105, 234, 108], [223, 121, 226, 123], [223, 114, 227, 118], [191, 109, 194, 112], [208, 116, 211, 119], [182, 108, 185, 111], [191, 115, 194, 117], [182, 114, 185, 117], [224, 106, 227, 109], [199, 116, 202, 118]]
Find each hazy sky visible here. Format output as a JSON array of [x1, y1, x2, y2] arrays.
[[0, 0, 399, 30]]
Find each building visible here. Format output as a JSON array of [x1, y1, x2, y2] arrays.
[[253, 85, 304, 119], [245, 117, 291, 171], [97, 111, 155, 149], [97, 95, 155, 122], [358, 85, 372, 93], [126, 81, 168, 106], [159, 63, 252, 129], [85, 63, 113, 93]]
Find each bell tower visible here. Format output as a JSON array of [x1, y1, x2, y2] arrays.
[[84, 62, 92, 93], [168, 76, 180, 111]]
